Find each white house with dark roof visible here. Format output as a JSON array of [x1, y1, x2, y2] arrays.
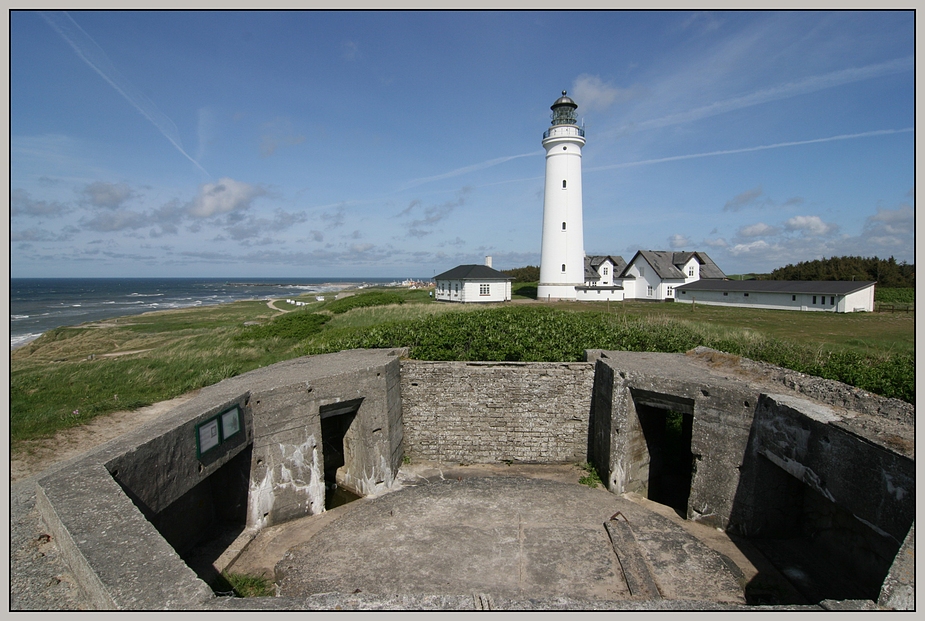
[[576, 255, 627, 301], [617, 250, 726, 301], [434, 262, 513, 303], [675, 280, 876, 313]]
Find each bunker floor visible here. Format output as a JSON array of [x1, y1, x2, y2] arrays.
[[223, 461, 810, 606]]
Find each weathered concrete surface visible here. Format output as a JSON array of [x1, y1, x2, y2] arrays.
[[401, 360, 594, 464], [33, 348, 408, 610], [878, 522, 915, 610], [276, 475, 746, 605], [24, 346, 913, 610]]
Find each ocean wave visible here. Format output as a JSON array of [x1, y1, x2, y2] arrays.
[[11, 314, 29, 320], [128, 293, 164, 297], [11, 333, 41, 350]]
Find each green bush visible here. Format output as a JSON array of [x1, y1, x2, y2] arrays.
[[324, 291, 405, 314], [875, 288, 915, 305], [238, 311, 330, 341], [301, 305, 913, 404]]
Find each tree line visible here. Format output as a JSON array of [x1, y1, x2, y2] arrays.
[[501, 265, 540, 282], [758, 256, 914, 288]]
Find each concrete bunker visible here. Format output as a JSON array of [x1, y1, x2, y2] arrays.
[[319, 398, 364, 508], [34, 348, 913, 610], [624, 389, 696, 516]]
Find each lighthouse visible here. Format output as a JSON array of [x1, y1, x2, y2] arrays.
[[537, 91, 586, 301]]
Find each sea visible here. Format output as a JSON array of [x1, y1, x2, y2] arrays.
[[10, 277, 415, 350]]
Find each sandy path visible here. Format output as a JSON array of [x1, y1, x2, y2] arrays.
[[10, 391, 199, 483]]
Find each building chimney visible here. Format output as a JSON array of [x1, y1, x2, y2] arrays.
[[485, 256, 492, 268]]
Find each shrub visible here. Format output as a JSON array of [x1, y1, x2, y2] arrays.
[[324, 291, 405, 314], [238, 311, 330, 341]]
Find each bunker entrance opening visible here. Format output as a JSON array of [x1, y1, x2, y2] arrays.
[[628, 390, 695, 518], [320, 400, 363, 510], [111, 444, 253, 591], [747, 454, 904, 604]]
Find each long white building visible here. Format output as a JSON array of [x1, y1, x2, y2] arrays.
[[675, 280, 876, 313]]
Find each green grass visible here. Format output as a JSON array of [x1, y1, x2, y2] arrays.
[[11, 288, 914, 448], [219, 571, 275, 598], [579, 462, 602, 488]]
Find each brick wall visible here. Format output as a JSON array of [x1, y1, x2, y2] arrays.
[[400, 361, 594, 464]]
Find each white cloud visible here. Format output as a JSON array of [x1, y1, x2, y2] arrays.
[[728, 239, 773, 256], [668, 234, 691, 248], [738, 222, 780, 237], [80, 181, 134, 209], [784, 215, 837, 236], [571, 74, 639, 112], [188, 178, 265, 218], [724, 186, 763, 212], [11, 189, 69, 217]]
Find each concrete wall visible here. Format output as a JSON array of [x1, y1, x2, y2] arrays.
[[400, 360, 594, 464], [34, 346, 914, 610]]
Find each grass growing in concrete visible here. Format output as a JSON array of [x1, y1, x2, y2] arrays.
[[11, 288, 914, 448], [220, 571, 276, 597], [579, 462, 603, 488]]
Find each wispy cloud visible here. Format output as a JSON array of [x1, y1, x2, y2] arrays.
[[614, 56, 914, 134], [39, 11, 210, 177], [587, 128, 914, 173], [400, 152, 541, 191]]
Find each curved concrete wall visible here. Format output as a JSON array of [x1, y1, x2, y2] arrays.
[[35, 347, 914, 610]]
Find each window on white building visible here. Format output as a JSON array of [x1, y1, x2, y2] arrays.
[[562, 180, 567, 189], [603, 267, 609, 275], [647, 286, 653, 297], [667, 286, 673, 297], [688, 266, 695, 277], [562, 221, 566, 230], [561, 264, 566, 272], [480, 284, 490, 296]]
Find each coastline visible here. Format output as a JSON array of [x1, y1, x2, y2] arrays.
[[9, 278, 413, 352]]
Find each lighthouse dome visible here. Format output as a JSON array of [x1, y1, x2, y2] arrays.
[[551, 90, 578, 110]]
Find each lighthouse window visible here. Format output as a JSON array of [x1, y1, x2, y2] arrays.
[[562, 146, 567, 150], [561, 264, 566, 273], [562, 180, 567, 189], [562, 222, 566, 230]]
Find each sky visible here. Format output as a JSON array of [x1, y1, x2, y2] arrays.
[[9, 10, 916, 278]]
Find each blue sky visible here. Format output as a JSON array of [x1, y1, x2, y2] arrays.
[[10, 10, 915, 278]]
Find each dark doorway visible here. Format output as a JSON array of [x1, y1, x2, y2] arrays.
[[745, 455, 902, 604], [112, 444, 253, 590], [637, 405, 695, 517], [320, 399, 363, 510]]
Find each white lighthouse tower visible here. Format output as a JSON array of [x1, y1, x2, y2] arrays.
[[537, 91, 586, 301]]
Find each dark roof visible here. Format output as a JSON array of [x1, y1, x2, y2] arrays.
[[584, 255, 626, 280], [690, 252, 726, 279], [678, 280, 876, 295], [627, 251, 684, 279], [433, 264, 513, 281], [621, 250, 725, 280], [551, 91, 577, 109]]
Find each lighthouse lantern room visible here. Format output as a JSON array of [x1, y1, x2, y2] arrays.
[[537, 91, 586, 301]]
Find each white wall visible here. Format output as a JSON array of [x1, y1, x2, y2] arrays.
[[576, 287, 624, 301], [674, 286, 875, 313], [435, 279, 510, 303]]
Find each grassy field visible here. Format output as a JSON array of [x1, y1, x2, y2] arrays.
[[10, 286, 914, 448]]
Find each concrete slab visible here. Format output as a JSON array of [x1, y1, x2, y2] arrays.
[[275, 472, 746, 604]]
